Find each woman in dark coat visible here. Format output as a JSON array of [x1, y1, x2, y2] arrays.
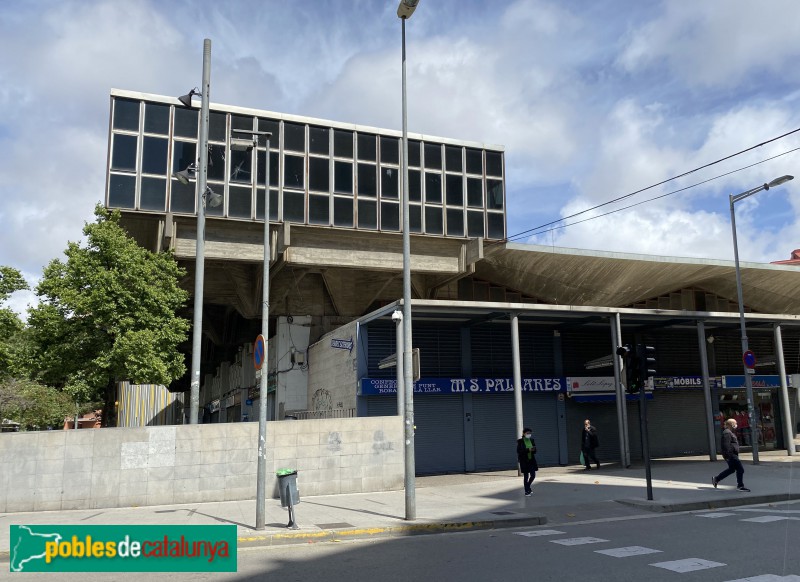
[[516, 427, 539, 496]]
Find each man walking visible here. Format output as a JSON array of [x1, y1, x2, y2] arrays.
[[712, 418, 750, 492], [581, 419, 600, 470]]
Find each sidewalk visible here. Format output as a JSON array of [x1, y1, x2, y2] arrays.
[[2, 451, 798, 555]]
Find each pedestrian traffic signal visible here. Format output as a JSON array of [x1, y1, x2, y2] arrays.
[[637, 343, 656, 378], [616, 344, 640, 393]]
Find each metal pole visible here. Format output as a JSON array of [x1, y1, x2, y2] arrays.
[[636, 344, 653, 500], [395, 310, 404, 416], [400, 16, 416, 521], [730, 196, 759, 464], [610, 315, 627, 468], [256, 137, 271, 530], [615, 313, 630, 467], [511, 313, 523, 440], [774, 324, 795, 456], [697, 321, 717, 461], [189, 38, 212, 425]]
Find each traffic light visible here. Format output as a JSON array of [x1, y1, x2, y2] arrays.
[[616, 344, 640, 394], [636, 343, 656, 389]]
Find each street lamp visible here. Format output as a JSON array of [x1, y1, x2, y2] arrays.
[[229, 128, 272, 531], [729, 174, 794, 465], [175, 38, 213, 425], [397, 0, 419, 522]]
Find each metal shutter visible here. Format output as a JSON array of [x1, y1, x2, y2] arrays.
[[565, 400, 623, 465], [626, 392, 709, 459], [366, 396, 398, 417], [413, 395, 466, 474]]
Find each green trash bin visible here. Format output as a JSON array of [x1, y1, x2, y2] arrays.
[[276, 468, 300, 507]]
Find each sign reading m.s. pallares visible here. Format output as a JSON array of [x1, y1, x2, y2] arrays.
[[359, 377, 566, 396]]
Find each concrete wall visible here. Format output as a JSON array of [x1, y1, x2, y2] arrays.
[[307, 320, 360, 413], [0, 416, 402, 513]]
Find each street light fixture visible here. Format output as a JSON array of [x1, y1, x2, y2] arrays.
[[397, 0, 420, 522], [229, 128, 272, 531], [729, 174, 794, 465]]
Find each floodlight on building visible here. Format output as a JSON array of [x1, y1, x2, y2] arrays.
[[204, 187, 222, 208], [178, 88, 200, 108], [173, 163, 196, 185]]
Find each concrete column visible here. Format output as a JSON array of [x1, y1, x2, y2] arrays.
[[774, 325, 795, 456], [697, 321, 717, 461]]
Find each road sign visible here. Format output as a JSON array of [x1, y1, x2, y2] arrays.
[[743, 349, 756, 369], [254, 334, 266, 370]]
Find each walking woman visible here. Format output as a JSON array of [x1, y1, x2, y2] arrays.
[[516, 427, 539, 497]]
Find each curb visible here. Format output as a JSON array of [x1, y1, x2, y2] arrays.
[[616, 492, 800, 513], [237, 515, 548, 548]]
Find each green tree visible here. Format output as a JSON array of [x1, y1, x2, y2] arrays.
[[0, 266, 29, 378], [0, 378, 74, 430], [27, 205, 190, 424]]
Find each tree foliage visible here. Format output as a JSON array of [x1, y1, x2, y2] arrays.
[[0, 266, 29, 379], [27, 205, 190, 414], [0, 378, 74, 430]]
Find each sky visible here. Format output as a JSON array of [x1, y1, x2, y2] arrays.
[[1, 0, 800, 315]]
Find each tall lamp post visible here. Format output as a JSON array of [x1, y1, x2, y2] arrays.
[[729, 174, 794, 465], [397, 0, 420, 521], [231, 129, 272, 531]]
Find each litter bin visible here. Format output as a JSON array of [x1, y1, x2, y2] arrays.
[[276, 468, 300, 507]]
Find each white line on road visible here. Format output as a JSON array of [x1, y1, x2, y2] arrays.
[[650, 558, 726, 573], [514, 530, 565, 537], [594, 546, 662, 558], [550, 537, 609, 546], [696, 512, 738, 518], [740, 516, 792, 523], [723, 575, 800, 581]]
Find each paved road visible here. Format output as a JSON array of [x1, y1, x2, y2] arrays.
[[8, 500, 800, 581]]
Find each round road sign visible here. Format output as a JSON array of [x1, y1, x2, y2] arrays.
[[254, 334, 266, 370], [743, 349, 756, 369]]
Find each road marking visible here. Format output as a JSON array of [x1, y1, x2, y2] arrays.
[[595, 546, 662, 558], [740, 516, 790, 523], [514, 529, 565, 537], [736, 508, 800, 514], [550, 537, 608, 546], [696, 512, 737, 518], [650, 558, 726, 573], [724, 575, 800, 581]]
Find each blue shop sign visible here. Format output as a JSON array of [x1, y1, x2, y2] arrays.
[[721, 375, 791, 389], [359, 377, 567, 396]]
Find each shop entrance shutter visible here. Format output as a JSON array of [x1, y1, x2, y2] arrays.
[[565, 400, 622, 465], [366, 396, 398, 417], [414, 395, 465, 474], [625, 391, 709, 459]]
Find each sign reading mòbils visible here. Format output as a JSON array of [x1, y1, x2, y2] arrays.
[[360, 377, 566, 396], [330, 337, 353, 352]]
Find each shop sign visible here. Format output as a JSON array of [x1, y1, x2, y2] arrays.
[[209, 399, 220, 413], [566, 377, 615, 394], [721, 375, 791, 389], [223, 395, 235, 408], [331, 337, 354, 352], [359, 377, 567, 396]]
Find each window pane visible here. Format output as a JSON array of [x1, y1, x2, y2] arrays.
[[408, 140, 421, 167], [424, 143, 441, 169], [257, 151, 280, 186], [446, 208, 465, 237], [113, 98, 139, 131], [229, 185, 252, 218], [333, 197, 353, 227], [467, 211, 485, 238], [465, 148, 482, 174], [284, 122, 305, 152], [142, 136, 168, 175], [425, 206, 443, 235], [309, 126, 329, 155], [209, 111, 227, 142], [309, 157, 330, 192], [140, 177, 166, 211], [309, 194, 329, 225], [357, 133, 376, 162], [487, 179, 504, 209], [256, 188, 279, 221], [283, 190, 305, 223], [380, 136, 399, 164], [425, 172, 442, 204], [205, 185, 224, 216], [174, 107, 198, 139], [381, 202, 399, 231], [172, 141, 196, 174], [358, 199, 377, 229], [445, 146, 462, 172], [108, 174, 135, 208], [357, 163, 377, 197], [486, 151, 503, 176], [410, 204, 422, 233], [229, 149, 252, 183], [170, 178, 196, 213], [284, 155, 305, 189], [144, 103, 169, 135], [258, 118, 280, 147], [381, 167, 399, 199], [334, 161, 353, 195], [446, 174, 463, 206], [334, 130, 353, 158], [208, 144, 226, 181], [487, 212, 504, 239], [111, 134, 137, 171], [231, 115, 253, 132], [408, 169, 421, 202], [467, 177, 483, 207]]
